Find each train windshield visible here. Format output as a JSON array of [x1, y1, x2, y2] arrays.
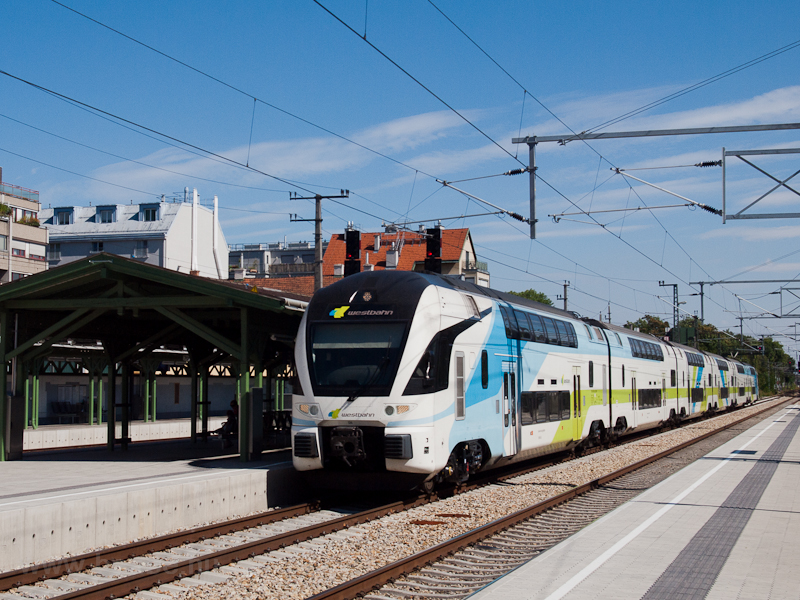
[[309, 322, 406, 396]]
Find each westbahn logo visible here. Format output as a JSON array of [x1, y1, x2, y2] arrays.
[[328, 305, 394, 318], [329, 305, 350, 318]]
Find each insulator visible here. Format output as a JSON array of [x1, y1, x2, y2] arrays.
[[695, 161, 722, 168], [508, 211, 526, 222], [699, 203, 722, 216], [504, 168, 527, 176]]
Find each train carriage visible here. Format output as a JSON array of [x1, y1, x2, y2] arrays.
[[291, 271, 757, 489]]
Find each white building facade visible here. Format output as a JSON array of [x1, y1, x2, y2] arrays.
[[41, 189, 228, 278]]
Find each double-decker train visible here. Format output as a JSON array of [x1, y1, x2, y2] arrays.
[[291, 270, 758, 489]]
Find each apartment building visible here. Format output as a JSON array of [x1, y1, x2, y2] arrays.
[[41, 189, 228, 279], [0, 168, 49, 282]]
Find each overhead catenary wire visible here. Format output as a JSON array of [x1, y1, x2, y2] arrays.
[[426, 0, 733, 310], [47, 0, 440, 181]]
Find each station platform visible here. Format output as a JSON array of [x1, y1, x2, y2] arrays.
[[471, 402, 800, 600], [0, 438, 300, 572], [22, 417, 226, 451]]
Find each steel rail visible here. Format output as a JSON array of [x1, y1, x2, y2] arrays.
[[0, 503, 318, 591], [307, 396, 793, 600], [15, 498, 429, 600]]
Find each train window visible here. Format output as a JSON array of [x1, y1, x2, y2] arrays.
[[541, 317, 560, 344], [481, 350, 488, 389], [529, 314, 547, 343], [584, 324, 593, 340], [588, 361, 594, 387], [514, 310, 532, 340], [613, 332, 622, 346], [464, 295, 480, 318], [716, 358, 729, 371], [622, 365, 625, 387], [548, 393, 561, 421], [532, 394, 544, 423], [560, 391, 570, 420], [593, 327, 604, 341], [498, 306, 517, 338], [520, 392, 534, 426], [555, 320, 572, 347], [671, 370, 676, 387], [708, 373, 712, 386], [455, 352, 465, 420], [565, 322, 579, 347]]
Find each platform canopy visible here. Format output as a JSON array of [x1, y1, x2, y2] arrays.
[[0, 253, 309, 461]]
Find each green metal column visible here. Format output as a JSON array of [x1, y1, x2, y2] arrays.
[[120, 363, 129, 451], [23, 375, 29, 430], [33, 373, 39, 429], [97, 377, 103, 425], [239, 308, 250, 462], [150, 377, 157, 421], [190, 363, 198, 443], [143, 372, 150, 422], [200, 366, 209, 441], [0, 311, 7, 462], [89, 375, 95, 425], [107, 362, 116, 452]]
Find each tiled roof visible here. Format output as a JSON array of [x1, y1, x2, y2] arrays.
[[322, 228, 469, 275], [249, 276, 329, 297], [244, 228, 471, 295]]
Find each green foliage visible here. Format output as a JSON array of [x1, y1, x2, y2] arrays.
[[624, 314, 670, 336], [17, 216, 39, 228], [0, 204, 11, 216], [623, 314, 796, 394], [673, 316, 795, 395], [508, 288, 553, 306]]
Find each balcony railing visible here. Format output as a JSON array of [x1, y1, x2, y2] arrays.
[[463, 260, 488, 272], [0, 182, 39, 203]]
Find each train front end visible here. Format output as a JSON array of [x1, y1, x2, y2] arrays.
[[291, 271, 443, 488]]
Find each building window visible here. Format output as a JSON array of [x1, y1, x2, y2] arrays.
[[98, 209, 114, 223], [0, 235, 6, 251], [11, 272, 29, 281], [12, 248, 25, 257], [134, 240, 148, 258], [142, 207, 158, 222], [49, 243, 61, 260], [55, 211, 72, 225], [91, 242, 104, 253]]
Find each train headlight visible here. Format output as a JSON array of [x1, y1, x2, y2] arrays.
[[385, 406, 394, 416], [298, 404, 321, 417]]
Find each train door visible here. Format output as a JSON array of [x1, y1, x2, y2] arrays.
[[502, 361, 518, 456], [631, 371, 637, 428], [572, 366, 582, 441], [661, 373, 667, 419]]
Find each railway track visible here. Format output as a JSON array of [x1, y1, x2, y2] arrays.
[[310, 396, 793, 600], [0, 396, 788, 600]]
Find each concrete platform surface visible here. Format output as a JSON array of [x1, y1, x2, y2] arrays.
[[22, 417, 226, 451], [0, 439, 298, 572], [470, 403, 800, 600]]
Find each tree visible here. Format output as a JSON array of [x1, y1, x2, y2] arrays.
[[624, 314, 670, 336], [508, 289, 553, 306]]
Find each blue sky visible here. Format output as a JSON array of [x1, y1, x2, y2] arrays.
[[2, 0, 800, 350]]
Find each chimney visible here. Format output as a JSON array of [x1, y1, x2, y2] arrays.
[[374, 234, 380, 250]]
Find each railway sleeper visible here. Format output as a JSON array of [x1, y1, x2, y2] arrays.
[[419, 569, 499, 581], [468, 547, 536, 558], [397, 579, 483, 590], [439, 560, 511, 573]]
